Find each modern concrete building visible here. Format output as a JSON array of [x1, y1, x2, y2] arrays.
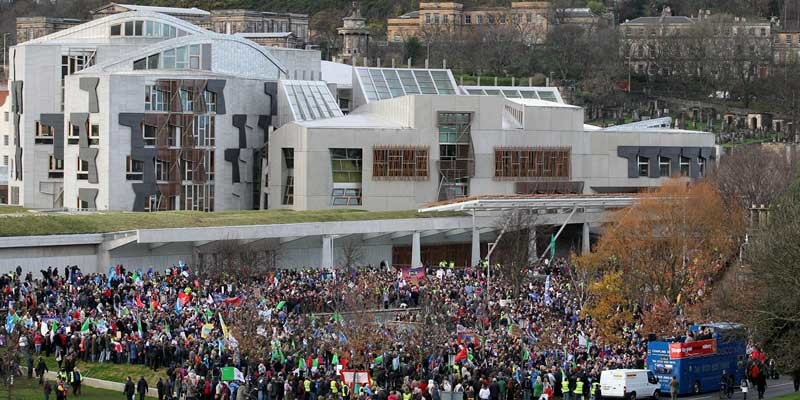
[[3, 10, 328, 211], [268, 67, 717, 211]]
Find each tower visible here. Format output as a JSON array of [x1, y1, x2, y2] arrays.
[[337, 1, 369, 64]]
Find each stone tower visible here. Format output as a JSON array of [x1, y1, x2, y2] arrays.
[[337, 1, 370, 64]]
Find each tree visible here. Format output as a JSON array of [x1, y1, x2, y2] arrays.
[[582, 270, 634, 344], [491, 209, 539, 298], [576, 179, 745, 338], [403, 36, 422, 65], [709, 145, 795, 213], [728, 183, 800, 377]]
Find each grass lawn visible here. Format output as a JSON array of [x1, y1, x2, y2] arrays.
[[0, 206, 26, 215], [0, 209, 463, 237], [0, 375, 125, 400], [40, 353, 165, 388], [772, 393, 800, 400]]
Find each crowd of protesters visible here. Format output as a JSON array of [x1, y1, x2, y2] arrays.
[[0, 259, 786, 400]]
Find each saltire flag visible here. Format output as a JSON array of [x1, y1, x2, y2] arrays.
[[219, 313, 229, 338], [223, 297, 241, 306], [544, 275, 552, 306], [338, 331, 348, 343]]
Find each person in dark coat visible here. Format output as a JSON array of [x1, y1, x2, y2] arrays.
[[36, 356, 49, 384], [138, 375, 149, 400], [157, 377, 165, 400], [756, 371, 767, 400], [124, 376, 136, 400]]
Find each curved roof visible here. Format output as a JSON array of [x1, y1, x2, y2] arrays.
[[23, 11, 211, 45], [80, 33, 287, 80]]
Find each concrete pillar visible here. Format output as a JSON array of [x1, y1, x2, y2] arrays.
[[411, 231, 422, 268], [471, 226, 480, 268], [322, 235, 333, 268], [582, 223, 591, 255], [527, 227, 537, 265]]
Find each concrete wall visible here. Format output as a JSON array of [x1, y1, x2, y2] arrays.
[[269, 47, 321, 81], [0, 245, 99, 274]]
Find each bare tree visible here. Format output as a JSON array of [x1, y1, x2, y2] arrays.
[[491, 209, 539, 298], [338, 238, 364, 274]]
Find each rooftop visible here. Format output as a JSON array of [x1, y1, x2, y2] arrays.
[[624, 16, 694, 25], [295, 112, 405, 129], [235, 32, 295, 38], [114, 3, 210, 16], [0, 209, 461, 237]]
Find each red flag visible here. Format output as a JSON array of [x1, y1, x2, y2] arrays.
[[150, 298, 159, 311], [455, 347, 468, 363], [178, 292, 191, 306], [223, 297, 241, 306], [135, 294, 144, 308]]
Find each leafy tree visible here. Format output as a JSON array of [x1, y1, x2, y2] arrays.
[[582, 270, 634, 344], [576, 180, 745, 338], [403, 36, 422, 64]]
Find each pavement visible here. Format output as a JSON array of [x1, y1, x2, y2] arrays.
[[683, 378, 798, 400]]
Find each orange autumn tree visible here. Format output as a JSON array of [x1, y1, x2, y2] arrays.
[[577, 179, 745, 338]]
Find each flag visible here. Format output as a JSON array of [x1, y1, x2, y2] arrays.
[[135, 294, 144, 308], [137, 320, 143, 338], [221, 367, 244, 382], [312, 357, 319, 368], [550, 233, 556, 262], [522, 349, 530, 362], [150, 298, 159, 312], [175, 298, 182, 314], [544, 275, 552, 306], [81, 318, 92, 333], [373, 355, 384, 365], [219, 313, 229, 338], [5, 314, 15, 334], [107, 266, 116, 288], [164, 322, 171, 336], [298, 358, 305, 371], [205, 309, 213, 322], [51, 321, 58, 333], [331, 312, 344, 322], [276, 301, 286, 311], [338, 331, 348, 343], [177, 292, 190, 306], [455, 347, 468, 363], [332, 353, 339, 366], [201, 323, 214, 339]]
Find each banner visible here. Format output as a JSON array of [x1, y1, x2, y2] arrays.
[[201, 323, 214, 339], [669, 339, 716, 359], [340, 370, 371, 389], [402, 266, 426, 281], [221, 366, 245, 382]]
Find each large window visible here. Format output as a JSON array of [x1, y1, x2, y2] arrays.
[[282, 148, 294, 206], [494, 147, 571, 179], [48, 155, 64, 179], [111, 20, 178, 38], [126, 156, 144, 181], [35, 121, 54, 144], [659, 156, 671, 177], [155, 159, 172, 182], [77, 158, 89, 180], [637, 156, 650, 177], [134, 44, 204, 71], [182, 183, 215, 211], [680, 156, 691, 177], [330, 148, 363, 206], [142, 124, 157, 146], [373, 147, 429, 180], [204, 90, 217, 113], [68, 123, 80, 145], [180, 89, 194, 112], [193, 115, 215, 147], [145, 85, 169, 112], [89, 123, 100, 146]]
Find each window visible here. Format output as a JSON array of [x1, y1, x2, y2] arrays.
[[155, 159, 171, 181], [499, 15, 506, 24], [425, 14, 431, 24], [3, 135, 7, 146], [142, 124, 157, 146], [637, 156, 649, 177], [330, 148, 363, 183], [125, 21, 134, 36], [3, 155, 8, 166], [194, 115, 215, 147], [443, 14, 448, 24], [77, 198, 90, 210], [680, 156, 691, 177], [494, 147, 571, 179], [282, 148, 294, 205], [659, 156, 671, 177], [77, 158, 89, 180], [143, 194, 159, 212], [110, 24, 121, 36], [145, 85, 169, 112], [182, 183, 214, 211], [3, 112, 8, 122], [89, 123, 100, 146], [180, 89, 194, 112], [35, 121, 54, 144], [204, 150, 215, 181], [331, 188, 362, 206], [488, 15, 495, 24], [465, 15, 471, 24], [48, 155, 63, 179], [434, 14, 440, 24], [526, 13, 532, 23], [126, 156, 143, 181], [477, 15, 483, 24], [68, 124, 80, 145], [203, 90, 216, 113], [373, 146, 429, 180], [189, 44, 201, 69], [183, 159, 195, 181], [162, 49, 175, 69], [167, 125, 180, 147]]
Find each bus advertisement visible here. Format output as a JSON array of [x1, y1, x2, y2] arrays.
[[646, 323, 747, 395]]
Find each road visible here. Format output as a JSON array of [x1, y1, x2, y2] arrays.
[[683, 379, 797, 400]]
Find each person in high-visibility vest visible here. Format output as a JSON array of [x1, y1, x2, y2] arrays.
[[574, 380, 584, 400], [590, 382, 600, 400], [305, 378, 313, 400], [342, 382, 351, 400], [449, 261, 455, 269], [331, 379, 339, 396], [562, 376, 571, 400]]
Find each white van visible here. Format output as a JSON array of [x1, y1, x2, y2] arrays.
[[600, 369, 661, 400]]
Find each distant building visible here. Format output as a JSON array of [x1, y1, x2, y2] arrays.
[[15, 3, 310, 47], [337, 2, 370, 64], [773, 30, 800, 65], [235, 32, 299, 48], [387, 2, 550, 44], [16, 16, 82, 43], [620, 7, 773, 76]]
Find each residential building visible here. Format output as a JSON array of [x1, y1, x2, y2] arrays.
[[621, 7, 773, 75], [3, 10, 324, 211], [268, 67, 716, 211], [16, 16, 82, 43], [387, 2, 551, 44], [773, 30, 800, 64]]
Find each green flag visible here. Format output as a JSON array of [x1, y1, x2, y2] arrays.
[[137, 320, 143, 337], [550, 233, 556, 262], [80, 318, 91, 333], [276, 301, 286, 311], [522, 349, 530, 362], [298, 358, 305, 370], [468, 353, 474, 361], [373, 355, 384, 365], [312, 357, 319, 368], [165, 322, 171, 335], [332, 353, 339, 365], [331, 312, 344, 322], [51, 321, 58, 333], [205, 309, 213, 322]]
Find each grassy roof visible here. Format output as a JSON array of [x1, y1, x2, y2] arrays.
[[0, 209, 463, 237]]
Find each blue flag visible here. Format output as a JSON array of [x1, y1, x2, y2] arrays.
[[175, 298, 182, 314], [107, 266, 116, 288], [544, 275, 552, 305], [5, 314, 15, 333]]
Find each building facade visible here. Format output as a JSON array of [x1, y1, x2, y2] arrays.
[[268, 67, 716, 211], [15, 17, 83, 44], [337, 3, 370, 64], [3, 10, 326, 211], [387, 2, 551, 44]]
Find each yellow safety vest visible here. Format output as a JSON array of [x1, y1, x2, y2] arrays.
[[305, 380, 311, 393], [574, 381, 584, 394], [404, 393, 412, 400], [590, 382, 599, 396], [562, 380, 570, 394], [342, 384, 350, 397], [331, 381, 339, 394]]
